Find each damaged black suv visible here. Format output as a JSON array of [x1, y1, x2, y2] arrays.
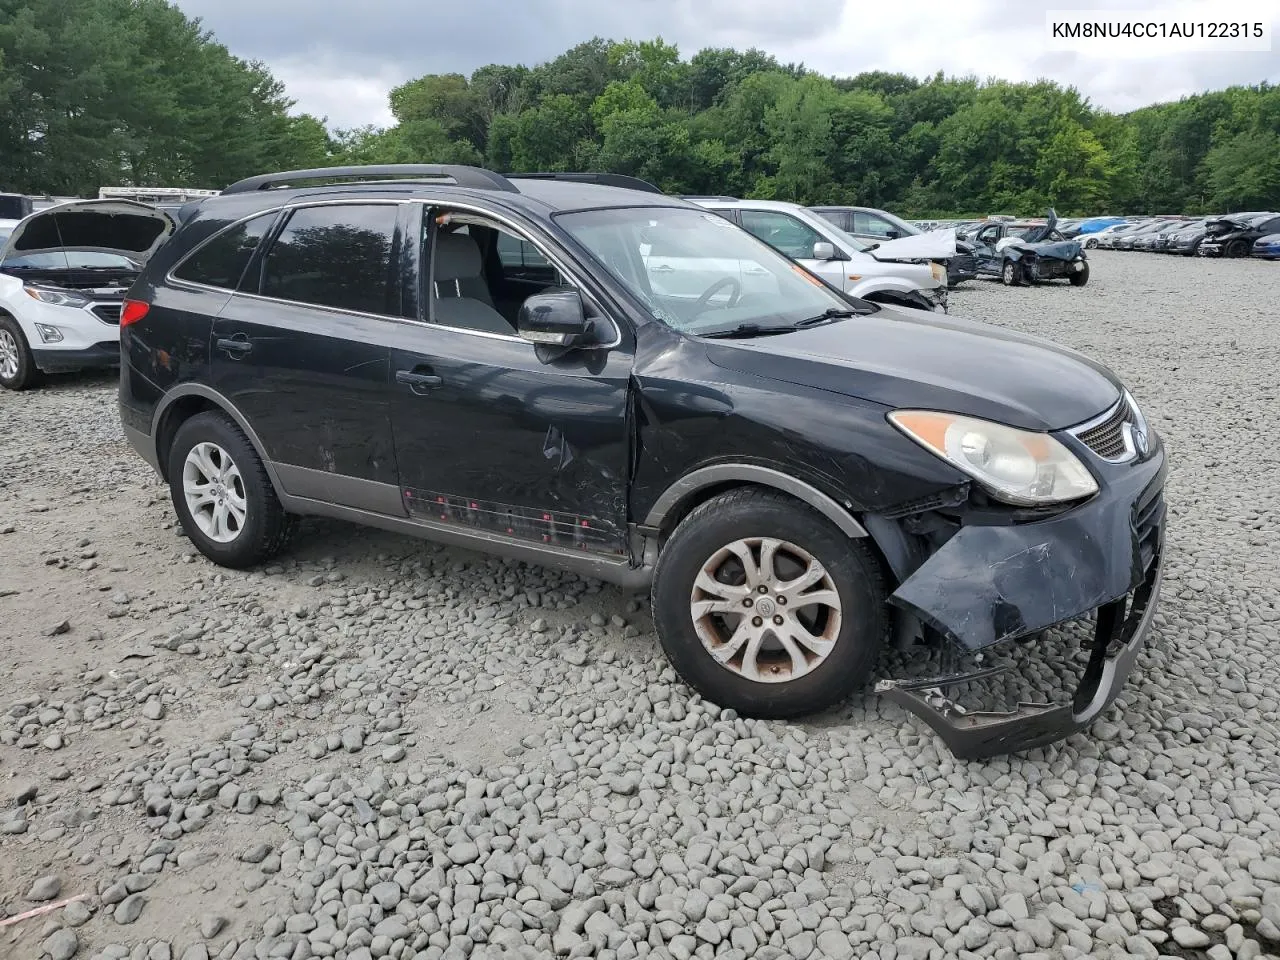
[[118, 165, 1166, 758]]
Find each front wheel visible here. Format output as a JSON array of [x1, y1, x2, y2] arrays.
[[1069, 262, 1090, 286], [1001, 260, 1021, 286], [0, 315, 39, 391], [650, 488, 887, 719], [1225, 239, 1249, 258], [1083, 238, 1098, 249], [167, 411, 296, 568]]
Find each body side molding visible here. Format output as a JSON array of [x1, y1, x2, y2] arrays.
[[643, 464, 868, 539]]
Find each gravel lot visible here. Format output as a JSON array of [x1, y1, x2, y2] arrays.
[[2, 249, 1279, 960]]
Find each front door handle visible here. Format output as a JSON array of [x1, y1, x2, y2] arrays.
[[216, 336, 252, 358], [396, 369, 442, 392]]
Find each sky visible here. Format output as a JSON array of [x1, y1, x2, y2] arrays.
[[170, 0, 1280, 130]]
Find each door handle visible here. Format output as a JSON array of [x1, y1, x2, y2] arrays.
[[216, 336, 252, 357], [650, 265, 674, 273], [396, 369, 442, 391]]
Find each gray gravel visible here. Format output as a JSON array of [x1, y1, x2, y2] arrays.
[[2, 250, 1280, 960]]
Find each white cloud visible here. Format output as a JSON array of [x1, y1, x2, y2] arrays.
[[174, 0, 1280, 126]]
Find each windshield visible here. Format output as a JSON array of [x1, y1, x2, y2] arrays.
[[1, 250, 141, 270], [557, 206, 858, 336]]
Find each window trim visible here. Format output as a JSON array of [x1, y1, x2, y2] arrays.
[[418, 200, 622, 349]]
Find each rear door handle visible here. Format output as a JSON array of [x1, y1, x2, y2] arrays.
[[216, 336, 252, 357], [396, 369, 442, 391]]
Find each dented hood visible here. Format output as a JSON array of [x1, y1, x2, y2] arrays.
[[868, 229, 958, 261], [704, 304, 1122, 431], [1, 199, 174, 263]]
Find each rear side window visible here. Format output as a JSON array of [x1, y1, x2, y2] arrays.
[[259, 204, 399, 315], [172, 213, 276, 289]]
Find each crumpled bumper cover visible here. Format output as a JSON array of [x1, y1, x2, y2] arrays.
[[876, 447, 1166, 759]]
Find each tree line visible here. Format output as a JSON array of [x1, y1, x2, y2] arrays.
[[2, 1, 1277, 217]]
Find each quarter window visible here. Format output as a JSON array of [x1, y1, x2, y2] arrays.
[[259, 204, 399, 315], [173, 213, 276, 290], [738, 210, 825, 260]]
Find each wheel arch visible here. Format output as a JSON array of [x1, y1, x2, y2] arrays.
[[643, 464, 869, 541], [151, 385, 286, 498]]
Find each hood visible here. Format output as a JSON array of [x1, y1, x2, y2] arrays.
[[868, 229, 957, 261], [1205, 217, 1257, 234], [1, 199, 174, 263], [704, 304, 1121, 431], [1018, 208, 1058, 244]]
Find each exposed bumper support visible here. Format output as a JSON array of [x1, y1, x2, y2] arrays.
[[877, 542, 1162, 759]]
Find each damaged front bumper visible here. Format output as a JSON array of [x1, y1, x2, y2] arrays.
[[876, 442, 1166, 760]]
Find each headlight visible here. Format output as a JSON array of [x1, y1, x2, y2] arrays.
[[930, 262, 946, 283], [889, 410, 1099, 505], [24, 286, 91, 308]]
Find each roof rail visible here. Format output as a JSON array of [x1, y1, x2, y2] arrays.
[[678, 195, 739, 202], [507, 172, 665, 195], [222, 164, 518, 195]]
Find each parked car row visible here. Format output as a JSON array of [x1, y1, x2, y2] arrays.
[[1059, 211, 1280, 259]]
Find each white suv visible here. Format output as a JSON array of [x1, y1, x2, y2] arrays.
[[690, 198, 949, 312], [0, 200, 173, 390]]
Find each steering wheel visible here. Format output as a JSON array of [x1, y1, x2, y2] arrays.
[[694, 277, 742, 311]]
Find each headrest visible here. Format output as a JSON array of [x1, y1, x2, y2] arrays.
[[435, 230, 483, 280]]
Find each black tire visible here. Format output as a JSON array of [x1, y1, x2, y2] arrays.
[[1083, 237, 1098, 249], [1069, 261, 1090, 286], [1001, 260, 1021, 286], [0, 314, 40, 391], [650, 488, 887, 719], [166, 411, 296, 569], [1225, 239, 1249, 258]]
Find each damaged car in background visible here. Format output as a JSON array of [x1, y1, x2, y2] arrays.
[[1199, 211, 1280, 258], [967, 210, 1090, 286], [118, 164, 1164, 760], [0, 199, 173, 389]]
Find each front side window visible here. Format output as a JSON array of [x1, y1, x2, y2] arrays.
[[977, 225, 1002, 244], [173, 213, 276, 290], [738, 210, 825, 260], [558, 206, 854, 336], [259, 204, 398, 315], [853, 212, 895, 238], [426, 208, 572, 336]]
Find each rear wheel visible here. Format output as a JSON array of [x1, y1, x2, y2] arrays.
[[167, 411, 296, 568], [1069, 262, 1090, 286], [0, 315, 39, 391], [1083, 237, 1098, 249], [651, 488, 887, 718]]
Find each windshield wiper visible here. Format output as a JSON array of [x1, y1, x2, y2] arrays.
[[700, 323, 800, 339], [794, 307, 865, 327]]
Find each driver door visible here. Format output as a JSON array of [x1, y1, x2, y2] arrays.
[[972, 224, 1004, 273]]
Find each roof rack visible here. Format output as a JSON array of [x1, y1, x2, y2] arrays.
[[222, 164, 518, 195], [678, 195, 739, 202], [507, 172, 664, 195]]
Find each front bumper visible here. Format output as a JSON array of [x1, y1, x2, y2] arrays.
[[1026, 257, 1086, 281], [1198, 242, 1224, 256], [32, 341, 121, 373], [876, 441, 1166, 759]]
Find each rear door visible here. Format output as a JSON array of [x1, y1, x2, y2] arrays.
[[208, 201, 406, 509]]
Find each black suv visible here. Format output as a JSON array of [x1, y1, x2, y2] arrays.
[[118, 164, 1166, 758]]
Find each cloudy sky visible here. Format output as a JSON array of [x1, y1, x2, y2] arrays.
[[171, 0, 1279, 130]]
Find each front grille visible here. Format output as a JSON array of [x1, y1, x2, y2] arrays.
[[1132, 480, 1165, 571], [1072, 398, 1135, 462], [91, 303, 122, 325]]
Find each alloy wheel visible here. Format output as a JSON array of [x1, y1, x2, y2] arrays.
[[0, 330, 18, 381], [690, 537, 842, 683], [182, 441, 248, 543]]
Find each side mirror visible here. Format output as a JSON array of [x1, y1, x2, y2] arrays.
[[517, 290, 595, 348], [812, 241, 836, 261]]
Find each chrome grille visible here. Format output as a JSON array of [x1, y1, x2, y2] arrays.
[[1071, 398, 1135, 462], [91, 303, 122, 325]]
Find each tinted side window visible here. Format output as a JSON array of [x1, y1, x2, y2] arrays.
[[173, 213, 276, 289], [495, 232, 551, 270], [259, 204, 399, 315], [739, 211, 824, 260]]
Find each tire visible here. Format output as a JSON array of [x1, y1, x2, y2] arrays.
[[1084, 238, 1098, 249], [0, 314, 40, 391], [1069, 262, 1090, 286], [1225, 239, 1249, 258], [166, 411, 296, 569], [1001, 260, 1021, 286], [650, 488, 887, 719]]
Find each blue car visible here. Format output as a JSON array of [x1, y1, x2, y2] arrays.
[[1252, 233, 1280, 260], [1075, 217, 1128, 236]]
